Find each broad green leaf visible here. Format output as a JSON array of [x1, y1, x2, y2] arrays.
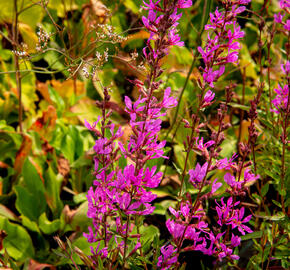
[[140, 225, 160, 253], [15, 185, 45, 221], [70, 201, 90, 231], [44, 166, 64, 218], [73, 193, 87, 204], [0, 216, 34, 261], [240, 42, 258, 79], [39, 213, 61, 234], [93, 68, 122, 104], [70, 97, 101, 125], [22, 215, 40, 233], [14, 158, 47, 221], [22, 158, 45, 194], [61, 134, 75, 163], [219, 137, 237, 158], [44, 51, 66, 72]]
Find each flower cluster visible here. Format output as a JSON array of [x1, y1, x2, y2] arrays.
[[159, 1, 261, 268], [274, 0, 290, 31], [84, 0, 192, 267], [142, 0, 192, 66], [198, 0, 251, 88], [272, 1, 290, 115], [271, 59, 289, 115]]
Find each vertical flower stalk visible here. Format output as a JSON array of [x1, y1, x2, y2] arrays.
[[177, 0, 250, 198], [84, 0, 192, 268], [198, 0, 251, 89], [273, 0, 289, 214], [160, 1, 260, 268]]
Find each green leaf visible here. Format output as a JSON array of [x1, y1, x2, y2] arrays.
[[261, 183, 269, 197], [272, 199, 282, 208], [44, 166, 64, 217], [44, 50, 66, 72], [22, 158, 45, 194], [39, 213, 60, 234], [0, 204, 19, 221], [140, 225, 160, 253], [48, 85, 65, 116], [63, 235, 100, 265], [170, 46, 193, 65], [61, 134, 75, 163], [73, 193, 87, 204], [15, 185, 44, 221], [241, 231, 263, 241], [22, 215, 40, 233], [71, 155, 92, 168], [219, 136, 237, 158], [14, 158, 47, 221], [228, 102, 250, 111], [20, 62, 38, 112], [68, 125, 84, 158], [124, 0, 141, 13], [70, 201, 90, 231], [0, 216, 34, 261]]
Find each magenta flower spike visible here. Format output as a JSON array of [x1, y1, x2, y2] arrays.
[[198, 0, 250, 89], [84, 0, 193, 267]]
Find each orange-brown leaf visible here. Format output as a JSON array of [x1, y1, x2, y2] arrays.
[[14, 134, 32, 175]]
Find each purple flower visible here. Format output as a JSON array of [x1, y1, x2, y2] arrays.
[[215, 153, 238, 170], [189, 162, 208, 187], [157, 244, 178, 269], [274, 12, 284, 24], [203, 66, 225, 88], [231, 234, 241, 247], [285, 19, 290, 31], [168, 28, 184, 46], [211, 179, 222, 194], [142, 0, 161, 11], [204, 90, 215, 103], [199, 1, 249, 88], [166, 219, 185, 239], [243, 168, 260, 184], [280, 0, 290, 9], [195, 137, 215, 151], [84, 117, 101, 130], [215, 197, 239, 226], [218, 243, 239, 261], [177, 0, 192, 8], [230, 207, 252, 235], [281, 61, 290, 75], [90, 243, 108, 259], [162, 87, 178, 108], [224, 172, 242, 190], [271, 84, 289, 114]]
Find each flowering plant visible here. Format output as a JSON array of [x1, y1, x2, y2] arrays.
[[82, 0, 290, 269], [1, 0, 289, 269]]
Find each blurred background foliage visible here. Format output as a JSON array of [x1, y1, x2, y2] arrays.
[[0, 0, 289, 269]]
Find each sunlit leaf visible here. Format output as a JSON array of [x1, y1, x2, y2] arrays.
[[0, 216, 34, 261]]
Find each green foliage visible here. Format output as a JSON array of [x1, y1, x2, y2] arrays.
[[0, 216, 34, 261], [0, 0, 289, 269]]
